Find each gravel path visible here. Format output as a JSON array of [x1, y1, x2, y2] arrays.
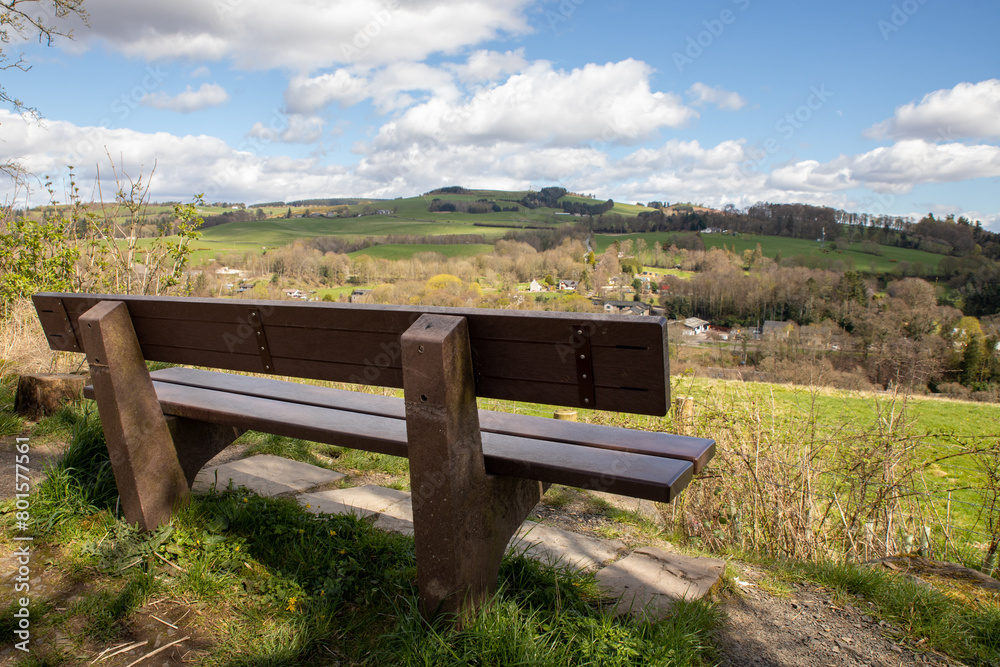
[[716, 564, 955, 667]]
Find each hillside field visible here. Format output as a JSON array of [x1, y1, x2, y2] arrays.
[[595, 232, 945, 273], [349, 243, 495, 260]]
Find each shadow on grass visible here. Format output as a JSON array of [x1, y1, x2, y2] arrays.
[[7, 406, 721, 667]]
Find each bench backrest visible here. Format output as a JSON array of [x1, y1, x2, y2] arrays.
[[33, 293, 671, 416]]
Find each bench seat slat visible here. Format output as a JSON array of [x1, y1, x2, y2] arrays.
[[103, 381, 693, 503], [147, 367, 715, 472]]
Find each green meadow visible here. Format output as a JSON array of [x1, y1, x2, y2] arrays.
[[199, 216, 491, 244], [595, 232, 945, 273], [349, 243, 495, 260], [670, 377, 1000, 541]]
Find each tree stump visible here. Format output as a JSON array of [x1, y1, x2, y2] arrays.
[[14, 373, 87, 419]]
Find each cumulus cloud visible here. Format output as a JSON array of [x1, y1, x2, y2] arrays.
[[446, 49, 528, 83], [4, 105, 992, 224], [72, 0, 534, 70], [0, 110, 368, 203], [248, 115, 325, 144], [865, 79, 1000, 141], [285, 71, 370, 112], [286, 62, 458, 114], [369, 59, 697, 149], [140, 83, 230, 112], [767, 140, 1000, 193], [686, 83, 746, 111]]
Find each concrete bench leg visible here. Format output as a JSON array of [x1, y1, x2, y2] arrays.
[[402, 314, 545, 620], [79, 301, 190, 531]]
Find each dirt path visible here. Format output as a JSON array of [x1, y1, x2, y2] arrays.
[[0, 435, 67, 499], [715, 563, 955, 666]]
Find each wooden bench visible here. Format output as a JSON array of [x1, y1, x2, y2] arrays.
[[32, 292, 714, 617]]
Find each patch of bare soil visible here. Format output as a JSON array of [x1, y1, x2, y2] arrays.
[[0, 540, 215, 666], [716, 564, 956, 667], [0, 433, 69, 499]]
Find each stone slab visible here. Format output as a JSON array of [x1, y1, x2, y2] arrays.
[[595, 546, 725, 619], [297, 490, 376, 518], [509, 522, 624, 570], [297, 485, 409, 516], [298, 485, 414, 534], [193, 454, 345, 495], [374, 514, 415, 536]]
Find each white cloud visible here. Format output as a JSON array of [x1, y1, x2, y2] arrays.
[[140, 83, 230, 112], [0, 110, 369, 204], [248, 115, 325, 144], [369, 59, 696, 149], [686, 83, 746, 111], [767, 140, 1000, 193], [447, 49, 528, 83], [74, 0, 535, 70], [865, 79, 1000, 141], [286, 62, 458, 114], [285, 71, 370, 112], [190, 65, 211, 78]]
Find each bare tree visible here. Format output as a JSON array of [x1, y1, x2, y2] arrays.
[[1, 1, 89, 177]]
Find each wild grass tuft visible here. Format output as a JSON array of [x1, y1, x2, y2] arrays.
[[386, 586, 721, 667], [0, 410, 23, 437], [31, 406, 118, 533], [0, 377, 24, 436]]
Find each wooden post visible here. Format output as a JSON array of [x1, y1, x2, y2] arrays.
[[674, 395, 695, 435], [401, 314, 544, 620], [78, 301, 190, 531], [553, 409, 577, 421]]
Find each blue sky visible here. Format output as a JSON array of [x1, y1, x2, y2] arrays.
[[2, 0, 999, 229]]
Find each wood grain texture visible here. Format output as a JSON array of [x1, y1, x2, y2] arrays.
[[34, 293, 670, 415], [146, 367, 715, 472]]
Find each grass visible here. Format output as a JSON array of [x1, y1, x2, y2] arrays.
[[349, 243, 495, 260], [594, 232, 946, 274], [199, 216, 494, 245], [0, 376, 25, 436], [0, 406, 723, 666], [0, 379, 997, 665], [670, 375, 1000, 535]]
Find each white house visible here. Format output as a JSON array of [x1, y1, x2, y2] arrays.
[[528, 279, 543, 292], [683, 317, 710, 335]]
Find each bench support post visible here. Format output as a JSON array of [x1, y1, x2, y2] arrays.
[[79, 301, 190, 531], [402, 314, 544, 620], [164, 416, 244, 487]]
